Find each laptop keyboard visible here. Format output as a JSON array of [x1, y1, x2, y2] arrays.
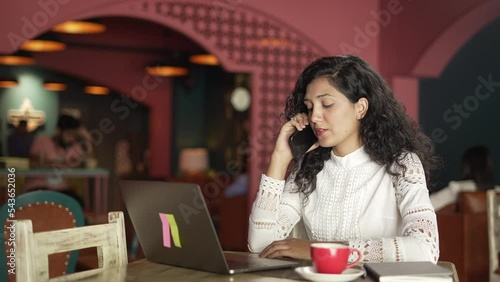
[[225, 252, 269, 269]]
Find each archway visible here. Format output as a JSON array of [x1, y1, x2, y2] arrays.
[[5, 0, 328, 207], [412, 0, 500, 78], [393, 1, 500, 121]]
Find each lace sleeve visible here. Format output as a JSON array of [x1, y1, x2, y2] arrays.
[[350, 153, 439, 263], [247, 174, 302, 252]]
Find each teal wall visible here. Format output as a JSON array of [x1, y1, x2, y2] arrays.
[[174, 65, 208, 148], [420, 17, 500, 190], [0, 66, 59, 156], [171, 65, 207, 176], [205, 66, 236, 172], [171, 65, 241, 175]]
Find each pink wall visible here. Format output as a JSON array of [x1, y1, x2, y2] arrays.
[[379, 0, 497, 79], [241, 0, 380, 68], [378, 0, 499, 122], [2, 0, 498, 215]]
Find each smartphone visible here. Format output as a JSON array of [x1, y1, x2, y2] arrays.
[[289, 125, 318, 160]]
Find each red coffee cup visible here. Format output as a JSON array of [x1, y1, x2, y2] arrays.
[[310, 243, 362, 274]]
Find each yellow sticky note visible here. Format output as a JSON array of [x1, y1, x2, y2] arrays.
[[166, 214, 182, 248]]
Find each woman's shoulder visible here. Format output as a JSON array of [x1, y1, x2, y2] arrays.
[[387, 151, 425, 180], [394, 151, 423, 167]]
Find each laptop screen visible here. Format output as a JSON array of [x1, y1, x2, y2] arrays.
[[121, 180, 229, 273]]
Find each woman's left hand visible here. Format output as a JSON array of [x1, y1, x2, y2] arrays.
[[259, 238, 313, 260]]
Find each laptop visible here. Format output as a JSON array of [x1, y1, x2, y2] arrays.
[[120, 180, 299, 274]]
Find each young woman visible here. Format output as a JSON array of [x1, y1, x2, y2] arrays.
[[248, 55, 441, 263]]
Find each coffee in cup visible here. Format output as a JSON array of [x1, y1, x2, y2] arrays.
[[310, 243, 362, 274]]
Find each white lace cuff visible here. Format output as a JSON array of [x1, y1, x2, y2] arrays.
[[261, 174, 286, 192]]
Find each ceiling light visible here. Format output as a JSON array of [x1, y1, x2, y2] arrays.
[[0, 51, 35, 65], [84, 85, 109, 95], [43, 82, 67, 91], [52, 20, 106, 34], [0, 79, 18, 88], [20, 33, 66, 52], [146, 65, 189, 77], [189, 54, 219, 66], [147, 52, 190, 77]]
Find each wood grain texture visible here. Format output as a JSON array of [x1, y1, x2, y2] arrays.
[[15, 212, 127, 282], [15, 220, 36, 282], [487, 190, 500, 282]]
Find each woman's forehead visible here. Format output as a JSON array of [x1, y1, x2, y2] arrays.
[[304, 78, 344, 100]]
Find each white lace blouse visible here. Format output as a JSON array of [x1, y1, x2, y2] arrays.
[[248, 146, 439, 263]]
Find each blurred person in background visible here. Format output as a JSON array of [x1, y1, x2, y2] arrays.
[[24, 114, 91, 207], [7, 120, 34, 158], [431, 145, 499, 211]]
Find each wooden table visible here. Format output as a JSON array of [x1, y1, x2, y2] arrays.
[[69, 259, 459, 282]]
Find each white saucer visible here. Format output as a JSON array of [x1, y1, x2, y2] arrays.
[[294, 266, 365, 282]]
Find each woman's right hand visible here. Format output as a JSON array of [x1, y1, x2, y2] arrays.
[[266, 113, 317, 179], [274, 113, 310, 158]]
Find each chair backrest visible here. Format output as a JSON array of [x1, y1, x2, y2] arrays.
[[16, 211, 128, 282], [487, 190, 500, 280], [0, 191, 85, 282], [458, 191, 487, 214]]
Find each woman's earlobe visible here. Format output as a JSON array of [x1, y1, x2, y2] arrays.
[[356, 98, 369, 117]]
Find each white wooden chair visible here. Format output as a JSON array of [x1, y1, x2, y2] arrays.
[[15, 211, 128, 282], [1, 191, 86, 281], [487, 190, 500, 282]]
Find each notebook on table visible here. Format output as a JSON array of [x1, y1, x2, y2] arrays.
[[364, 261, 454, 282], [120, 180, 299, 274]]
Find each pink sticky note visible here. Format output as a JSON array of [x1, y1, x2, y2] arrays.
[[159, 213, 171, 248]]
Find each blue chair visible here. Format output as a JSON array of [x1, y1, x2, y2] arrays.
[[0, 191, 85, 281]]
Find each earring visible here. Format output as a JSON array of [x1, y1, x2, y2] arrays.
[[357, 115, 362, 119]]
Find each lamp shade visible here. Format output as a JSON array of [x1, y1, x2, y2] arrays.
[[43, 82, 67, 91], [20, 33, 66, 52], [146, 65, 188, 77], [0, 79, 18, 88], [179, 148, 209, 174], [0, 51, 34, 65], [84, 85, 109, 95], [52, 19, 106, 34], [189, 54, 219, 66], [147, 52, 189, 77]]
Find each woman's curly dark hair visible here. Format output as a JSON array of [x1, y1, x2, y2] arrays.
[[284, 55, 440, 198]]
